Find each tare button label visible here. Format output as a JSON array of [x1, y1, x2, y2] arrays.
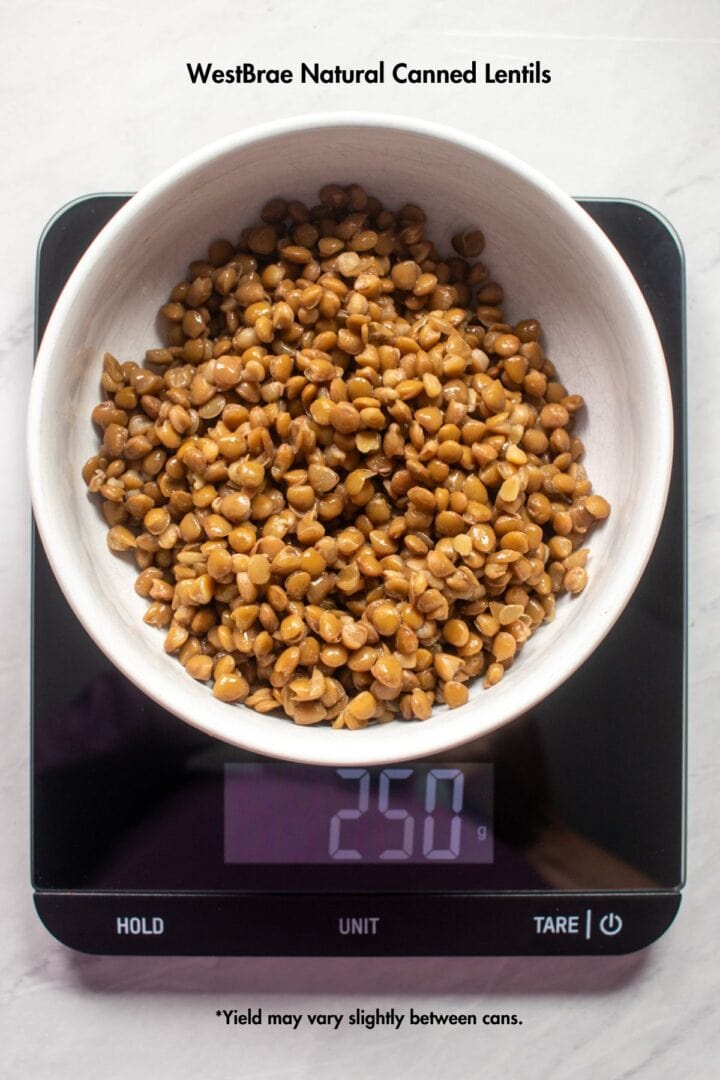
[[116, 916, 164, 935], [532, 914, 582, 935]]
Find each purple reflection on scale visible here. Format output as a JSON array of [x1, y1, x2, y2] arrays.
[[224, 764, 494, 864]]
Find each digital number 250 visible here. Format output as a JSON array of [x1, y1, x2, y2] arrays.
[[328, 768, 464, 861]]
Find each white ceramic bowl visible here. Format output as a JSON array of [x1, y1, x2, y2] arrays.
[[28, 113, 673, 766]]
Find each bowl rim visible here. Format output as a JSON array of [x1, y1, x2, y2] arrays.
[[27, 111, 674, 765]]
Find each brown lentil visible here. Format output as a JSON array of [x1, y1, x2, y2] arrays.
[[85, 185, 610, 728], [443, 680, 469, 708]]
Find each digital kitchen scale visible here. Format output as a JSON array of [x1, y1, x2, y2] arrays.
[[32, 196, 686, 956]]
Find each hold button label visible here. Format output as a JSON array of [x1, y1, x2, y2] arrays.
[[116, 916, 164, 935]]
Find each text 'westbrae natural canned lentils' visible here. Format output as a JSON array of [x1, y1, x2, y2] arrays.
[[83, 183, 611, 730]]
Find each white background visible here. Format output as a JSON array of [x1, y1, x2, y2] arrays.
[[2, 1, 719, 1077]]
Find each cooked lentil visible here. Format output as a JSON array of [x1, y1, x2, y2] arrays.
[[84, 184, 611, 727]]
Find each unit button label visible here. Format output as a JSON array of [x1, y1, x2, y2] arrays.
[[599, 912, 623, 936], [338, 917, 380, 935], [532, 914, 581, 935], [116, 916, 164, 936]]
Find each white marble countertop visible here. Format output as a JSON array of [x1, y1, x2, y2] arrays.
[[2, 1, 719, 1077]]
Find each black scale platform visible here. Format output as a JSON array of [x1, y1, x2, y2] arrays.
[[32, 196, 686, 955]]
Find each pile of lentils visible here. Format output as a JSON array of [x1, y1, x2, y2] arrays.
[[84, 183, 610, 729]]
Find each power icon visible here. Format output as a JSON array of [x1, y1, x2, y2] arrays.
[[599, 912, 623, 936]]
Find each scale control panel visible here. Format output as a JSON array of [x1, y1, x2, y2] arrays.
[[35, 892, 680, 956]]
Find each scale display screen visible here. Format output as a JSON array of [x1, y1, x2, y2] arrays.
[[224, 764, 494, 864]]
